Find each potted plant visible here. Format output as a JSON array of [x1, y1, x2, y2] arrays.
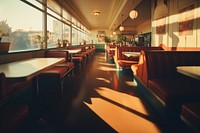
[[57, 39, 62, 48], [67, 42, 72, 46], [62, 39, 68, 47], [81, 39, 86, 45], [118, 35, 126, 45], [36, 35, 49, 49], [0, 20, 11, 53], [104, 36, 111, 44]]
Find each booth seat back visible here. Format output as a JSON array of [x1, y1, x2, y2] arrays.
[[0, 73, 7, 100], [159, 44, 200, 51], [45, 51, 68, 61], [114, 46, 163, 64], [140, 51, 200, 84], [67, 45, 86, 52]]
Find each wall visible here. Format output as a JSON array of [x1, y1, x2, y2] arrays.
[[90, 29, 117, 44], [152, 0, 200, 47], [0, 51, 45, 64], [135, 19, 151, 35]]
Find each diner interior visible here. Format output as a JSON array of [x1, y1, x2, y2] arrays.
[[0, 0, 200, 133]]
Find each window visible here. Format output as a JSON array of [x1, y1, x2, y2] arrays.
[[63, 10, 71, 24], [63, 24, 70, 43], [0, 0, 90, 52], [47, 15, 62, 48], [72, 28, 78, 45], [47, 0, 61, 16], [0, 0, 43, 51]]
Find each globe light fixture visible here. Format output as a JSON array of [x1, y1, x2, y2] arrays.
[[129, 0, 138, 20], [93, 10, 100, 16], [119, 26, 124, 31], [119, 14, 124, 31], [129, 10, 138, 19], [112, 24, 117, 35], [113, 31, 116, 35]]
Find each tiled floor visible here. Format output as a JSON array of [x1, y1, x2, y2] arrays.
[[15, 52, 185, 133]]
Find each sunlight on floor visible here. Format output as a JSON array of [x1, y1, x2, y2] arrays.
[[84, 87, 161, 133], [98, 66, 118, 72], [125, 81, 137, 87], [99, 62, 115, 66], [99, 56, 106, 60], [96, 78, 111, 83]]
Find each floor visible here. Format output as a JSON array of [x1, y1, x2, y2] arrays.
[[15, 52, 187, 133]]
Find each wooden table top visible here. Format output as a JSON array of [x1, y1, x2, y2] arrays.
[[0, 58, 65, 80], [122, 52, 140, 57], [176, 66, 200, 80], [67, 49, 81, 54]]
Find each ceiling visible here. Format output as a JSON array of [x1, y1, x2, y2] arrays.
[[57, 0, 151, 32]]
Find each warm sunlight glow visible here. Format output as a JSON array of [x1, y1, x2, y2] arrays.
[[125, 81, 137, 87], [98, 66, 118, 72], [153, 8, 197, 27], [95, 87, 148, 115], [99, 56, 106, 60], [96, 78, 111, 84], [99, 62, 115, 67], [84, 87, 161, 133]]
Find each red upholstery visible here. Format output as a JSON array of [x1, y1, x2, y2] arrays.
[[134, 50, 200, 115], [45, 51, 68, 61], [159, 44, 200, 51], [0, 105, 28, 133], [148, 78, 200, 108], [6, 78, 32, 98], [181, 103, 200, 132], [117, 60, 138, 69], [105, 44, 116, 59], [39, 51, 75, 93], [0, 72, 29, 133], [39, 66, 68, 78], [72, 56, 83, 62], [0, 73, 6, 100], [115, 46, 163, 69], [133, 50, 200, 84]]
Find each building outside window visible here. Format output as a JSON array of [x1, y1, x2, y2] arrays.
[[0, 0, 90, 52], [0, 0, 43, 52]]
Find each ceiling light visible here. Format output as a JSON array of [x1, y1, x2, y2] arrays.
[[119, 14, 124, 31], [113, 24, 116, 35], [154, 1, 168, 19], [129, 10, 138, 19], [119, 26, 124, 31], [93, 10, 100, 16], [129, 0, 138, 20]]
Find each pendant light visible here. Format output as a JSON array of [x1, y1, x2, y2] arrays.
[[119, 14, 124, 31], [113, 24, 116, 35], [129, 0, 138, 20]]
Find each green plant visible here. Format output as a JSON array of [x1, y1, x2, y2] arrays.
[[36, 35, 49, 44], [57, 39, 61, 43], [0, 20, 12, 42], [104, 36, 111, 43], [62, 39, 68, 43], [118, 35, 126, 43]]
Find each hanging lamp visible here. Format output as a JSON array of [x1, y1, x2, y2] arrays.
[[113, 24, 116, 35], [129, 0, 138, 20], [119, 14, 124, 31]]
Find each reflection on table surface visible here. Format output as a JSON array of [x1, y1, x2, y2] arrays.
[[176, 66, 200, 80], [122, 52, 140, 57], [67, 49, 81, 54], [0, 58, 65, 79]]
